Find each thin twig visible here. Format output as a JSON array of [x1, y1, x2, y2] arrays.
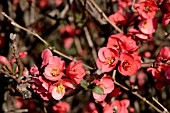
[[2, 12, 95, 70], [152, 97, 169, 113], [88, 0, 123, 33], [83, 27, 97, 61], [113, 70, 163, 113]]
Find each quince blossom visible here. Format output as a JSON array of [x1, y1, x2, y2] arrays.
[[44, 56, 65, 81], [96, 47, 119, 72], [118, 53, 141, 76], [66, 61, 86, 84], [134, 0, 158, 19], [50, 78, 74, 100]]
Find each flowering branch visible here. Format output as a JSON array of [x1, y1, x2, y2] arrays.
[[1, 12, 95, 70]]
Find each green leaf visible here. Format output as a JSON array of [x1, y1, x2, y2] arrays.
[[80, 80, 88, 90], [92, 86, 104, 95], [12, 63, 17, 73]]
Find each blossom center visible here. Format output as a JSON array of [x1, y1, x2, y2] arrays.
[[106, 57, 115, 65], [51, 68, 59, 76], [57, 84, 65, 94], [144, 6, 151, 12], [122, 62, 131, 70]]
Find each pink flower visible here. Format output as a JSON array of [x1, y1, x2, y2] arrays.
[[66, 61, 86, 84], [118, 53, 141, 76], [103, 99, 130, 113], [53, 102, 70, 113], [44, 56, 65, 81], [41, 49, 53, 68], [30, 64, 39, 76], [96, 47, 119, 72], [93, 75, 114, 101], [134, 0, 158, 19], [50, 78, 74, 100], [138, 18, 158, 35]]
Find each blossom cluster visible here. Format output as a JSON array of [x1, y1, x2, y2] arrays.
[[31, 49, 86, 101]]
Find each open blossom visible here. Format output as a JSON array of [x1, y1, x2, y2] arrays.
[[52, 101, 70, 113], [138, 18, 158, 35], [103, 99, 130, 113], [44, 56, 65, 81], [66, 61, 86, 84], [96, 47, 119, 72], [118, 53, 141, 76], [134, 0, 158, 19], [93, 75, 114, 101], [50, 78, 74, 100]]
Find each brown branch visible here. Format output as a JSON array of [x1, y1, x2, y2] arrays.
[[112, 71, 163, 113], [79, 0, 123, 33], [86, 0, 123, 33], [2, 12, 95, 70]]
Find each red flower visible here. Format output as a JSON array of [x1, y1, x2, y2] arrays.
[[135, 0, 158, 19], [44, 56, 65, 81], [103, 99, 130, 113], [118, 53, 141, 76], [66, 61, 86, 84], [96, 47, 119, 72]]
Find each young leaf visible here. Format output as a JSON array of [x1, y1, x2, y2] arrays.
[[92, 86, 104, 95]]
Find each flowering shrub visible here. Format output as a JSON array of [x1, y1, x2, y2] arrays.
[[0, 0, 170, 113]]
